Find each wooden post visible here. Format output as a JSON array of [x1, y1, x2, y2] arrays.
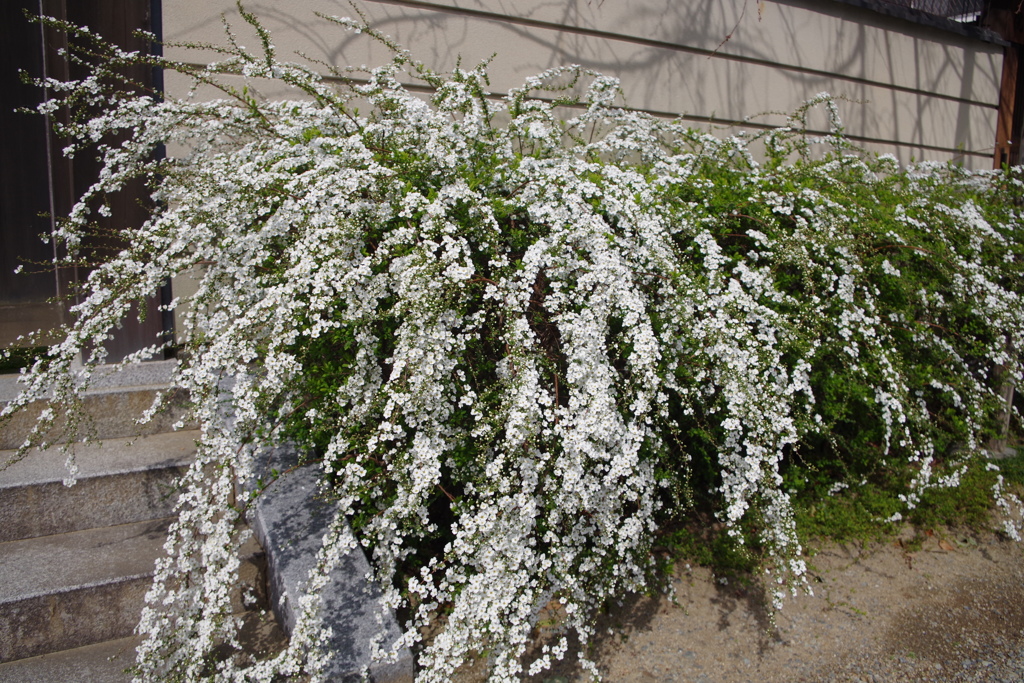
[[991, 45, 1019, 452], [988, 1, 1024, 168], [983, 2, 1023, 454], [994, 43, 1020, 167]]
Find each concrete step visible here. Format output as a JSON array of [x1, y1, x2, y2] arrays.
[[0, 636, 137, 683], [0, 431, 198, 542], [0, 360, 191, 449], [0, 518, 172, 662], [0, 518, 268, 663], [0, 362, 286, 674], [0, 606, 288, 683]]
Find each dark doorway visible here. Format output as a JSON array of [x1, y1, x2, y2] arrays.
[[1, 0, 63, 348], [0, 0, 168, 363]]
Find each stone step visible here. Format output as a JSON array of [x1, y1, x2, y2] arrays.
[[0, 606, 288, 683], [0, 431, 198, 542], [0, 363, 289, 674], [0, 636, 136, 683], [0, 519, 267, 663], [0, 360, 190, 449], [0, 518, 172, 662]]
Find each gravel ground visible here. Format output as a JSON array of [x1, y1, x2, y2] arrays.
[[463, 528, 1024, 682]]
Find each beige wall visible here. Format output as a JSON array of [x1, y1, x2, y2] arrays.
[[163, 0, 1004, 169], [162, 0, 1005, 341]]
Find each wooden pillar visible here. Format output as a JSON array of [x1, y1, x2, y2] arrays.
[[987, 1, 1024, 167], [981, 2, 1023, 454], [994, 43, 1020, 167]]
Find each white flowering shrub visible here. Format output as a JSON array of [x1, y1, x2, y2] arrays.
[[4, 8, 1024, 681]]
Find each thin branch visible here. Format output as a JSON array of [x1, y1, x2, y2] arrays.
[[708, 0, 748, 59]]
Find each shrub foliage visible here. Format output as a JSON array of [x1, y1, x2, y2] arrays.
[[3, 8, 1024, 682]]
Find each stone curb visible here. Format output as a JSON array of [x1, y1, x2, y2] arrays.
[[244, 445, 414, 683]]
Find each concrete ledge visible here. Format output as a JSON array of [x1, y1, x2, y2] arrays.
[[245, 446, 414, 683]]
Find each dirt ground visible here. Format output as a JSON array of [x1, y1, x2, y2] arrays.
[[464, 528, 1024, 682]]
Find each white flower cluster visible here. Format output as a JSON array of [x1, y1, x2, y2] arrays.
[[3, 11, 1023, 683]]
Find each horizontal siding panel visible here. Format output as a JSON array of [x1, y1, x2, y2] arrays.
[[164, 1, 997, 159], [385, 0, 1003, 106], [161, 0, 1002, 110], [163, 71, 993, 169]]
